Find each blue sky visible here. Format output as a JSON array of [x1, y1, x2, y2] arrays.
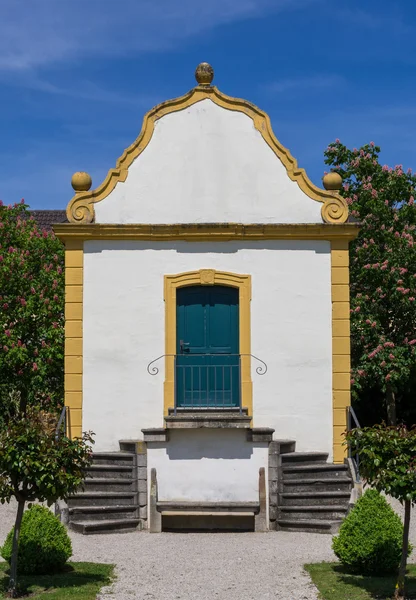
[[1, 0, 415, 210]]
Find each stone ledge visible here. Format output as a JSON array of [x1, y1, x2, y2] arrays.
[[141, 428, 169, 442], [165, 412, 251, 429], [246, 428, 275, 442], [157, 501, 260, 514]]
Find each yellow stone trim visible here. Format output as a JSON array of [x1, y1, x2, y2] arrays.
[[64, 241, 83, 439], [54, 223, 359, 242], [65, 84, 348, 225], [333, 390, 350, 409], [164, 270, 252, 418], [331, 240, 351, 463]]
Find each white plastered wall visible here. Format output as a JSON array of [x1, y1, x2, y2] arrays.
[[83, 239, 333, 458], [147, 430, 268, 503], [94, 99, 323, 225]]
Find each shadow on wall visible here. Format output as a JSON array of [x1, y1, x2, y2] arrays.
[[84, 239, 330, 256], [165, 429, 254, 460]]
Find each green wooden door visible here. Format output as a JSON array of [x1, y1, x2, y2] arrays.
[[176, 285, 239, 408]]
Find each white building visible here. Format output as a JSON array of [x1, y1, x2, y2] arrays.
[[55, 63, 358, 534]]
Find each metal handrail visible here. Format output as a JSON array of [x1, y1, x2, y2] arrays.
[[346, 405, 361, 480], [147, 353, 267, 376], [55, 406, 70, 442]]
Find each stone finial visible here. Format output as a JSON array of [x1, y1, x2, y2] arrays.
[[71, 171, 92, 193], [195, 62, 214, 86], [322, 171, 342, 191]]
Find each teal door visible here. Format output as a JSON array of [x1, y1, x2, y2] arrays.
[[176, 285, 240, 408]]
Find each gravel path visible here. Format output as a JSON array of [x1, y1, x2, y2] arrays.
[[1, 498, 415, 600]]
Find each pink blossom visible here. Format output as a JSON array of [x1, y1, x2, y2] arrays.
[[3, 345, 8, 352], [350, 378, 355, 385], [366, 319, 371, 325], [395, 231, 400, 238], [30, 287, 35, 294], [409, 297, 415, 302], [409, 196, 415, 206], [370, 141, 375, 147], [385, 200, 389, 206], [355, 306, 361, 313], [32, 363, 38, 371], [5, 330, 11, 337], [52, 322, 58, 329], [389, 353, 395, 360], [17, 340, 22, 347], [20, 298, 26, 306], [335, 138, 340, 143], [3, 303, 8, 309], [381, 361, 386, 367], [385, 374, 391, 381], [41, 340, 47, 348], [409, 339, 416, 346], [382, 165, 389, 171]]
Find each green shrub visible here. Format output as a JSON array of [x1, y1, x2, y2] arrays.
[[1, 504, 72, 574], [332, 489, 411, 576]]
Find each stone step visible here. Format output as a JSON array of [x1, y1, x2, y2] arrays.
[[68, 492, 136, 507], [92, 452, 135, 466], [69, 505, 139, 522], [87, 464, 134, 479], [283, 463, 349, 480], [82, 478, 135, 492], [164, 412, 251, 429], [277, 518, 341, 534], [279, 505, 348, 520], [283, 477, 352, 493], [277, 440, 297, 454], [281, 452, 329, 465], [168, 407, 249, 415], [157, 501, 259, 514], [281, 491, 351, 507], [70, 518, 140, 534], [162, 512, 255, 531]]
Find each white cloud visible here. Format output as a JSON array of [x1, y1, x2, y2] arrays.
[[263, 74, 346, 94], [0, 0, 319, 72]]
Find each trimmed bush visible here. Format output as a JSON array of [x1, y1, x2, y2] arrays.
[[332, 489, 411, 575], [1, 504, 72, 574]]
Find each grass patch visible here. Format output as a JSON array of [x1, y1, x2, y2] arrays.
[[305, 563, 416, 600], [0, 561, 114, 599]]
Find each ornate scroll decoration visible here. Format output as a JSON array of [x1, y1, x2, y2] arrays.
[[321, 194, 349, 224]]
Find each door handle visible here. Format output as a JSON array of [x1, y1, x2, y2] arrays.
[[179, 340, 190, 353]]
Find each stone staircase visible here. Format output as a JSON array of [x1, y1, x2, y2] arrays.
[[68, 451, 141, 534], [277, 451, 352, 533]]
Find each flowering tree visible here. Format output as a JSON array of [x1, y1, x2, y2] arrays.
[[324, 142, 416, 424], [0, 201, 64, 424]]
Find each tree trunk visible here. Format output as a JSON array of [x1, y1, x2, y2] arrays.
[[386, 386, 397, 425], [394, 500, 411, 600], [8, 499, 25, 598]]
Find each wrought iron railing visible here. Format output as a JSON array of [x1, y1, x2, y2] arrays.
[[346, 405, 361, 481], [147, 354, 267, 414]]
